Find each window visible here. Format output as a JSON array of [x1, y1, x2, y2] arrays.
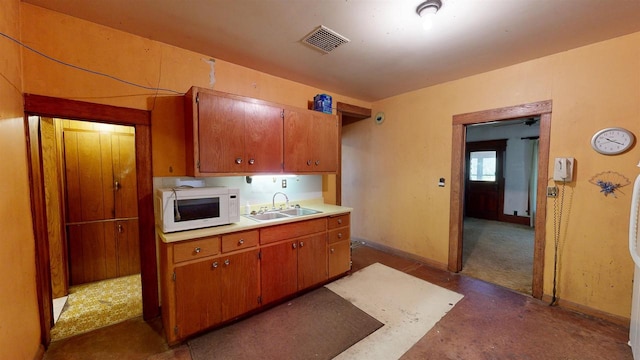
[[469, 151, 497, 181]]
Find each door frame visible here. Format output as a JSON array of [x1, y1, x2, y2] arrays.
[[448, 100, 552, 299], [24, 94, 159, 347]]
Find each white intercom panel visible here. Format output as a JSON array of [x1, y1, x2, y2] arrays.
[[553, 157, 574, 182]]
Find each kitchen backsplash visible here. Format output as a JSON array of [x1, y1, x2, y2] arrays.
[[153, 175, 323, 208]]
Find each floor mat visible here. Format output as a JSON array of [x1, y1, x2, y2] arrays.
[[188, 287, 383, 360], [326, 262, 464, 359]]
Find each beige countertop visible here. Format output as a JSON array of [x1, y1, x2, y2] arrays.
[[158, 202, 352, 243]]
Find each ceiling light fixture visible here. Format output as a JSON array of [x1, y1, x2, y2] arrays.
[[416, 0, 442, 30]]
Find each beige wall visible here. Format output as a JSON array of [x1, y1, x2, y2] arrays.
[[0, 0, 42, 358], [343, 32, 640, 318]]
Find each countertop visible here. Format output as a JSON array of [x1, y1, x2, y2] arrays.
[[158, 202, 353, 243]]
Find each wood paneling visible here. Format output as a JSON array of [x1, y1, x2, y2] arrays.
[[41, 118, 68, 298]]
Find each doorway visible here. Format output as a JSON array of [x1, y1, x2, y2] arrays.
[[448, 101, 552, 299], [24, 95, 158, 347], [51, 119, 142, 339]]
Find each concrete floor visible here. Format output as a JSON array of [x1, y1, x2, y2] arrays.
[[43, 244, 633, 360]]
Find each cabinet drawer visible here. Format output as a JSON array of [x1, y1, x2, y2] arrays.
[[173, 236, 221, 263], [260, 218, 327, 245], [328, 227, 350, 244], [328, 213, 350, 229], [222, 230, 259, 253]]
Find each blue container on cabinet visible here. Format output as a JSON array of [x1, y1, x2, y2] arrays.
[[313, 94, 332, 114]]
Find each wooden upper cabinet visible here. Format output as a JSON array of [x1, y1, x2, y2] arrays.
[[185, 87, 283, 176], [283, 108, 338, 173]]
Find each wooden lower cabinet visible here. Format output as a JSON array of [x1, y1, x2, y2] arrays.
[[260, 232, 328, 305], [159, 212, 351, 344], [328, 213, 351, 278], [174, 249, 260, 339]]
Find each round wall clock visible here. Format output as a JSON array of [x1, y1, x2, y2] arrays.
[[591, 127, 635, 155]]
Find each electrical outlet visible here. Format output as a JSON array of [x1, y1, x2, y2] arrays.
[[547, 186, 558, 198], [282, 179, 287, 188]]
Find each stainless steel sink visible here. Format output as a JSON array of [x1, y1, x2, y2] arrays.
[[245, 212, 290, 221], [244, 207, 322, 222], [278, 208, 322, 216]]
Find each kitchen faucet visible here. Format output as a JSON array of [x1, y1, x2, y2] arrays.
[[272, 192, 289, 209]]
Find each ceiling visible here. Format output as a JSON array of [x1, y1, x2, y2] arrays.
[[23, 0, 640, 102]]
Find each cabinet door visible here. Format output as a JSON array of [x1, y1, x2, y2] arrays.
[[244, 102, 283, 173], [260, 240, 298, 305], [311, 111, 338, 172], [112, 133, 138, 218], [198, 93, 246, 173], [283, 109, 338, 173], [64, 130, 115, 222], [220, 249, 260, 321], [175, 259, 222, 338], [195, 91, 283, 174], [115, 219, 140, 277], [67, 222, 117, 285], [297, 233, 328, 290], [283, 109, 313, 172], [328, 239, 351, 278]]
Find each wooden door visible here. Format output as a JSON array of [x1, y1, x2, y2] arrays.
[[328, 240, 351, 278], [197, 93, 245, 173], [313, 112, 338, 172], [244, 102, 283, 173], [464, 140, 506, 221], [220, 249, 260, 321], [175, 259, 222, 338], [260, 240, 298, 305], [297, 233, 328, 290]]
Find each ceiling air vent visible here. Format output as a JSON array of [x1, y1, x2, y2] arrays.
[[302, 25, 350, 54]]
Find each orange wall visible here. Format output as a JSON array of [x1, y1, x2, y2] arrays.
[[343, 32, 640, 319], [0, 0, 42, 358], [10, 6, 639, 355]]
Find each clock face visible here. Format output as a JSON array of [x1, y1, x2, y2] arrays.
[[591, 127, 635, 155]]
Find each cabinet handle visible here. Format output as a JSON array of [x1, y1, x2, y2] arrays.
[[224, 259, 230, 266], [248, 159, 255, 165], [238, 239, 244, 245], [306, 160, 312, 166], [235, 157, 243, 164], [292, 243, 297, 249], [330, 248, 335, 253], [337, 233, 342, 238], [315, 160, 320, 166], [194, 247, 201, 254], [114, 181, 120, 191], [117, 224, 123, 233], [299, 241, 304, 247], [212, 261, 219, 268], [338, 219, 342, 225]]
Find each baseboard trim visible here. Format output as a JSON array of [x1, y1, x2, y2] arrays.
[[541, 295, 629, 328], [352, 237, 448, 271]]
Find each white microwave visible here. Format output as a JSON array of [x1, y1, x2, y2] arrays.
[[155, 186, 240, 233]]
